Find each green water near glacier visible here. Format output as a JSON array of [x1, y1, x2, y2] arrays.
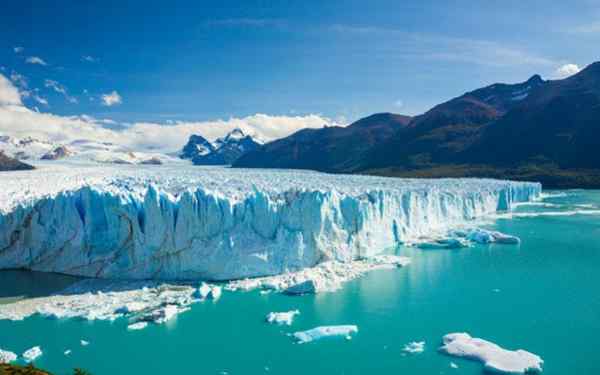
[[1, 190, 600, 374]]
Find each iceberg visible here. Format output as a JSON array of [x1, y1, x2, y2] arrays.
[[403, 341, 425, 354], [292, 325, 358, 343], [127, 321, 148, 330], [80, 340, 90, 346], [439, 333, 543, 374], [0, 349, 17, 364], [0, 164, 540, 280], [266, 310, 300, 326], [22, 346, 42, 362]]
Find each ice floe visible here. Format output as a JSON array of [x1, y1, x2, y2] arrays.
[[64, 349, 71, 356], [127, 321, 149, 330], [403, 341, 425, 354], [292, 325, 358, 343], [266, 310, 300, 326], [0, 349, 17, 364], [80, 340, 89, 346], [22, 346, 42, 362], [439, 333, 543, 374]]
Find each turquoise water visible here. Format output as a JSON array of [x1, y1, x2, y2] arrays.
[[1, 191, 600, 374]]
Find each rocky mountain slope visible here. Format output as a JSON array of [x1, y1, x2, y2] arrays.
[[235, 63, 600, 188]]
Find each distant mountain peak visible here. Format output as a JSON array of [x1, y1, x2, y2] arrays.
[[526, 74, 544, 84], [180, 128, 262, 165]]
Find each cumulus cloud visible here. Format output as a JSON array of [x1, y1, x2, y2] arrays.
[[13, 46, 24, 54], [25, 56, 48, 66], [82, 55, 96, 62], [0, 74, 22, 106], [0, 73, 336, 152], [555, 63, 581, 79], [101, 91, 122, 106], [45, 79, 78, 104]]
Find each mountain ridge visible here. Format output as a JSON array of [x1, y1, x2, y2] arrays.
[[234, 62, 600, 188]]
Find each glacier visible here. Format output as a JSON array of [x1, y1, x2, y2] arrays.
[[0, 163, 541, 281]]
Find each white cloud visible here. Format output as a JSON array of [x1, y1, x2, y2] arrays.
[[0, 74, 22, 106], [568, 21, 600, 34], [13, 46, 24, 54], [101, 91, 122, 106], [44, 79, 78, 104], [82, 55, 96, 62], [25, 56, 48, 66], [0, 73, 336, 152], [554, 63, 581, 79]]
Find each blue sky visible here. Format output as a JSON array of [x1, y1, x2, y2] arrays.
[[1, 0, 599, 127]]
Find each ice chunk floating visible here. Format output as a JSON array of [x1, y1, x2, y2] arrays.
[[22, 346, 43, 362], [0, 164, 540, 280], [0, 349, 17, 364], [266, 310, 300, 326], [292, 325, 358, 343], [439, 333, 543, 374]]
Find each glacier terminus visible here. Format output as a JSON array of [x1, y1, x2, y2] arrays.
[[0, 162, 541, 281]]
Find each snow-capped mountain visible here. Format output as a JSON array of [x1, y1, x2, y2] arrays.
[[179, 134, 216, 160], [0, 135, 178, 165], [180, 128, 263, 165]]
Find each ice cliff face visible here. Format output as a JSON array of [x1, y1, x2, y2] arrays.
[[0, 163, 541, 280]]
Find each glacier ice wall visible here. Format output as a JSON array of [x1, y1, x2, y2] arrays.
[[0, 164, 541, 280]]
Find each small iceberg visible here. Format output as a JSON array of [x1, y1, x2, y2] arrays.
[[403, 341, 425, 354], [128, 321, 149, 330], [466, 229, 520, 245], [0, 348, 17, 364], [266, 310, 300, 326], [80, 340, 90, 346], [64, 349, 72, 356], [292, 325, 358, 344], [418, 238, 469, 250], [439, 333, 543, 374], [22, 346, 42, 362], [197, 283, 222, 300], [150, 305, 179, 324]]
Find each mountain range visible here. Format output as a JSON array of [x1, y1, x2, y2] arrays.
[[235, 62, 600, 188], [180, 128, 262, 165]]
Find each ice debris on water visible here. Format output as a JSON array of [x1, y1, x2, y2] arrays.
[[80, 340, 89, 346], [403, 341, 425, 354], [0, 279, 222, 328], [450, 362, 458, 369], [0, 349, 17, 364], [439, 333, 543, 374], [292, 325, 358, 344], [22, 346, 42, 362], [127, 322, 149, 330], [227, 255, 410, 294], [64, 349, 71, 356], [266, 310, 300, 326]]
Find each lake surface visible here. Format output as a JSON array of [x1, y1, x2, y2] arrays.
[[1, 190, 599, 374]]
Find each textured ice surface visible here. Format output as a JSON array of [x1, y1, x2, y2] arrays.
[[22, 346, 42, 362], [0, 348, 17, 364], [292, 325, 358, 343], [266, 310, 300, 326], [439, 333, 543, 374], [0, 163, 540, 280]]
